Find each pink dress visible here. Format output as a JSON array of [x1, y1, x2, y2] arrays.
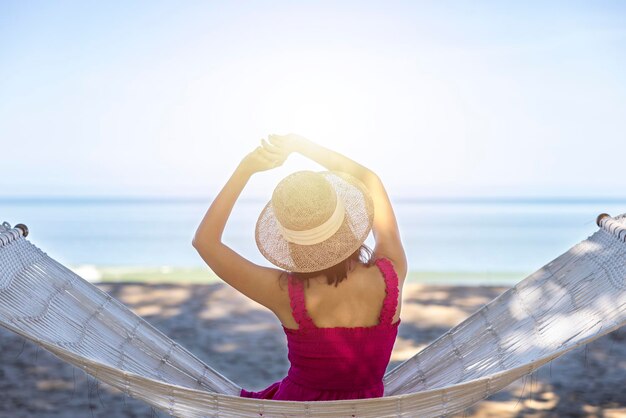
[[240, 257, 401, 401]]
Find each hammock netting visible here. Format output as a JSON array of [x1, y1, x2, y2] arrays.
[[0, 214, 625, 417]]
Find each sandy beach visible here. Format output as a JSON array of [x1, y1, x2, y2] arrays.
[[0, 282, 624, 418]]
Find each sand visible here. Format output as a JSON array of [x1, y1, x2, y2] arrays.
[[0, 282, 624, 418]]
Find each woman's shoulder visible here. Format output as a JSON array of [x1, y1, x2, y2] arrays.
[[371, 254, 407, 285]]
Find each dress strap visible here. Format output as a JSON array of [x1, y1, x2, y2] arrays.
[[374, 257, 400, 325], [287, 274, 316, 330]]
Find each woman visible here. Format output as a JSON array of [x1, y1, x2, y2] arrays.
[[192, 133, 407, 401]]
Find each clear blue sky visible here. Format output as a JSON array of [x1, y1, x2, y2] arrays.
[[1, 1, 625, 199]]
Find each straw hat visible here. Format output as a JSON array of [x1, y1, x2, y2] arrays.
[[255, 170, 375, 273]]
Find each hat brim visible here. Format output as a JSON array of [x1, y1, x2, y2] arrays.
[[255, 171, 375, 273]]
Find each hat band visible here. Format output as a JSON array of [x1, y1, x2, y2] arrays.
[[278, 198, 346, 245]]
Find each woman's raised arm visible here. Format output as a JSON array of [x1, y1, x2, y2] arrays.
[[191, 142, 291, 312], [269, 134, 408, 281]]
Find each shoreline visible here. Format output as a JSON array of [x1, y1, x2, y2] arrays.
[[68, 264, 531, 286]]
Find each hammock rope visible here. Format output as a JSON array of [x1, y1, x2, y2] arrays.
[[0, 214, 624, 417]]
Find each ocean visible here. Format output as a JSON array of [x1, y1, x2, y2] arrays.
[[2, 197, 625, 285]]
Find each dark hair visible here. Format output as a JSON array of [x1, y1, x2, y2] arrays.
[[279, 244, 375, 289]]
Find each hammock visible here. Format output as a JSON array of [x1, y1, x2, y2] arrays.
[[0, 213, 624, 418]]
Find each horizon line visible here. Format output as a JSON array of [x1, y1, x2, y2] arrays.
[[2, 195, 626, 205]]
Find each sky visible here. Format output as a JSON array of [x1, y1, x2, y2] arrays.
[[1, 1, 625, 199]]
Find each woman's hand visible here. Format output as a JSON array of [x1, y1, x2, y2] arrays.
[[239, 137, 289, 175], [267, 133, 311, 156]]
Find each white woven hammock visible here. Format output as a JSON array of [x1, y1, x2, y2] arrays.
[[0, 213, 625, 418]]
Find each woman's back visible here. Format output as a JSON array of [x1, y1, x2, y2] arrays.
[[278, 257, 403, 330], [241, 257, 401, 401]]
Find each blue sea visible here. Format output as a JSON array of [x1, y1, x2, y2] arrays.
[[2, 197, 625, 285]]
